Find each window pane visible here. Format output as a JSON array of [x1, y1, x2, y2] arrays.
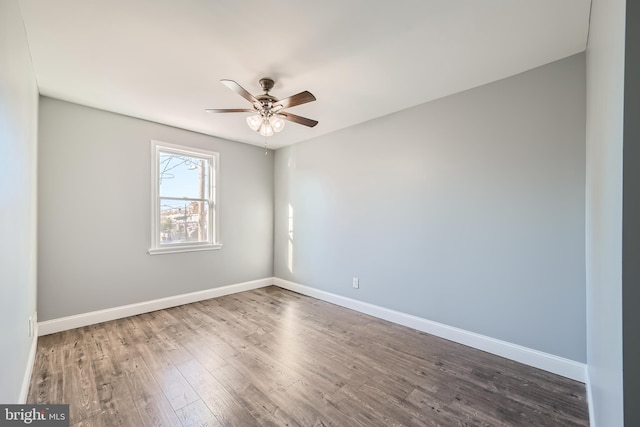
[[159, 199, 209, 244], [159, 153, 210, 199]]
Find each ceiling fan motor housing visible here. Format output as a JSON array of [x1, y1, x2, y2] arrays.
[[259, 78, 275, 93]]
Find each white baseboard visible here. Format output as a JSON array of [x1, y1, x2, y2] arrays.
[[19, 323, 38, 403], [37, 276, 587, 383], [273, 277, 586, 382], [38, 278, 272, 336]]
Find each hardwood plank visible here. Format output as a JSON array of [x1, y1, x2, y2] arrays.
[[134, 393, 184, 427], [327, 383, 426, 427], [180, 337, 228, 374], [63, 341, 102, 423], [175, 399, 219, 427], [177, 358, 259, 426], [122, 357, 162, 401], [135, 337, 200, 411], [28, 339, 65, 404], [267, 380, 340, 427], [211, 364, 300, 427], [224, 349, 301, 394], [91, 356, 144, 427], [101, 318, 142, 363]]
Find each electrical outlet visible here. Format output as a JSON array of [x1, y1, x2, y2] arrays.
[[352, 277, 359, 289]]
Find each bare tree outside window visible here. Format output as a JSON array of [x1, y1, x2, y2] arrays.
[[149, 141, 219, 255], [158, 153, 210, 244]]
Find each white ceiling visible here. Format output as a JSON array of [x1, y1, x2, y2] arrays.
[[19, 0, 591, 149]]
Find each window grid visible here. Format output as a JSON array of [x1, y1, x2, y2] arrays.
[[149, 141, 221, 255]]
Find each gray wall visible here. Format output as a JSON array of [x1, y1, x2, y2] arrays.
[[0, 0, 39, 403], [585, 0, 625, 425], [38, 98, 274, 321], [274, 54, 586, 362], [624, 2, 640, 425]]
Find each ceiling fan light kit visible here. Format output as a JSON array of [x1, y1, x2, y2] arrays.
[[206, 77, 318, 137], [247, 114, 277, 137], [246, 111, 286, 137]]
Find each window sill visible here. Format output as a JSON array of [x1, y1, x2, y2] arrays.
[[148, 243, 223, 255]]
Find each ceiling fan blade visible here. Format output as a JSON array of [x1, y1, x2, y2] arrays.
[[220, 79, 259, 105], [278, 111, 318, 128], [274, 91, 316, 109], [205, 108, 254, 113]]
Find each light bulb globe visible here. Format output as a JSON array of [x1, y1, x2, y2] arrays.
[[259, 123, 274, 137], [269, 115, 286, 133], [246, 115, 262, 131]]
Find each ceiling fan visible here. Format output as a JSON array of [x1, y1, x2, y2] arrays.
[[205, 78, 318, 137]]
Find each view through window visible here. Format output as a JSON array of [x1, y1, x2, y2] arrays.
[[149, 141, 219, 254]]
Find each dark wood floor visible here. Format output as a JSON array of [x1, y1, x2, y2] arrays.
[[28, 286, 589, 426]]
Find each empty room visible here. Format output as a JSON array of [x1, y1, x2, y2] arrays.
[[1, 0, 638, 426]]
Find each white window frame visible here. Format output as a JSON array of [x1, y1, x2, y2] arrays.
[[148, 140, 221, 255]]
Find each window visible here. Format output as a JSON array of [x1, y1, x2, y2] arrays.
[[149, 140, 221, 254]]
